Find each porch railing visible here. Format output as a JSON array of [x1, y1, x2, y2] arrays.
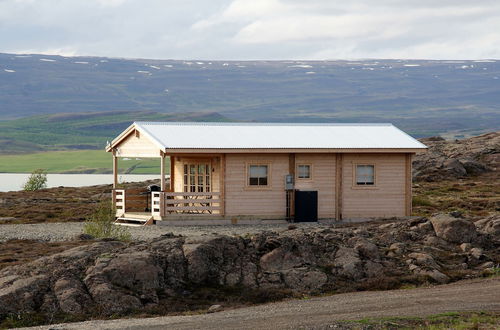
[[152, 191, 163, 217], [113, 190, 222, 218], [114, 189, 125, 215], [165, 192, 221, 214]]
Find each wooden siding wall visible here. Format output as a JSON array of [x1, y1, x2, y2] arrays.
[[341, 154, 407, 218], [116, 131, 160, 158], [170, 152, 409, 220], [225, 154, 288, 217], [294, 153, 336, 218]]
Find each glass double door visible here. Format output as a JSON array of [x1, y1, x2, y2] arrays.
[[183, 163, 211, 193]]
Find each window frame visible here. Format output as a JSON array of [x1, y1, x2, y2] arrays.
[[296, 163, 312, 180], [246, 163, 272, 189], [353, 163, 377, 188]]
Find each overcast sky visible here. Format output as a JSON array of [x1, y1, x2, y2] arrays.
[[1, 0, 499, 60]]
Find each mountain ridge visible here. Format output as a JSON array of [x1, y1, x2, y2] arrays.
[[1, 52, 499, 138]]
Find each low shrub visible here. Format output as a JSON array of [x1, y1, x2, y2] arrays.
[[412, 196, 434, 207], [83, 200, 131, 241], [23, 169, 47, 191]]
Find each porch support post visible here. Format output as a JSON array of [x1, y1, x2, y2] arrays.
[[112, 149, 118, 189], [160, 151, 166, 192], [169, 155, 175, 192]]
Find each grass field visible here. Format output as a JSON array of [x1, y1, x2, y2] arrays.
[[0, 150, 163, 174]]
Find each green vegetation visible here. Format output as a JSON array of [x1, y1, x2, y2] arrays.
[[413, 178, 499, 217], [348, 311, 499, 329], [0, 150, 165, 174], [22, 169, 47, 191], [0, 110, 229, 154], [83, 200, 131, 241]]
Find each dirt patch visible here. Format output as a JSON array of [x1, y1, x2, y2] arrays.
[[0, 239, 94, 271], [0, 180, 159, 224]]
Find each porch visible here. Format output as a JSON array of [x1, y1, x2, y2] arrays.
[[113, 189, 223, 220], [111, 153, 225, 222]]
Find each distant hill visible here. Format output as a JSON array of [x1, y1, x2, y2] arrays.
[[0, 53, 499, 138], [0, 110, 228, 154]]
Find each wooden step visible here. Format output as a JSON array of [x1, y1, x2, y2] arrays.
[[123, 213, 153, 220], [115, 216, 154, 227]]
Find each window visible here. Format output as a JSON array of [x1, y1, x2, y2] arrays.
[[248, 165, 268, 186], [297, 164, 311, 179], [356, 165, 375, 185], [183, 163, 211, 192]]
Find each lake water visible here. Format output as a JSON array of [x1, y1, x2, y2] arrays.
[[0, 173, 163, 192]]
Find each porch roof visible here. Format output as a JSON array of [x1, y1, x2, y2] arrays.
[[108, 122, 427, 152]]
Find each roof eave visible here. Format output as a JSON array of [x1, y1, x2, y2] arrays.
[[163, 147, 427, 154]]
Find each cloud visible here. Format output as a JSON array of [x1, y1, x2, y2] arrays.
[[0, 0, 499, 59]]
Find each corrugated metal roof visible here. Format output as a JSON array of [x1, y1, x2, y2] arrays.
[[133, 122, 427, 150]]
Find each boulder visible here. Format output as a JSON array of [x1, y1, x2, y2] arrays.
[[283, 269, 327, 291], [334, 247, 363, 279], [388, 243, 405, 256], [430, 214, 477, 243], [407, 252, 439, 269], [469, 248, 484, 260], [53, 277, 92, 314], [83, 251, 164, 312], [364, 261, 384, 278], [460, 243, 472, 252], [420, 269, 449, 284], [442, 159, 467, 177], [0, 275, 50, 314], [475, 215, 500, 236], [461, 160, 489, 176], [259, 247, 304, 271], [207, 304, 223, 313], [182, 236, 225, 285], [354, 239, 380, 260]]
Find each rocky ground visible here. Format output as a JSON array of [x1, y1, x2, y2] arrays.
[[21, 279, 500, 330], [413, 131, 499, 181], [0, 213, 498, 327], [0, 132, 498, 328]]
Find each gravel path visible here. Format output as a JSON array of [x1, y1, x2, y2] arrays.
[[23, 277, 500, 330], [0, 222, 330, 242]]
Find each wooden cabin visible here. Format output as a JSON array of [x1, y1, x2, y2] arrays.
[[106, 122, 426, 225]]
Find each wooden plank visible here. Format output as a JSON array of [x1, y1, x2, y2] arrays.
[[335, 153, 343, 220], [160, 151, 166, 192], [165, 199, 219, 204], [165, 206, 221, 211], [112, 151, 118, 189], [170, 155, 175, 192], [165, 192, 221, 197], [124, 197, 148, 202]]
